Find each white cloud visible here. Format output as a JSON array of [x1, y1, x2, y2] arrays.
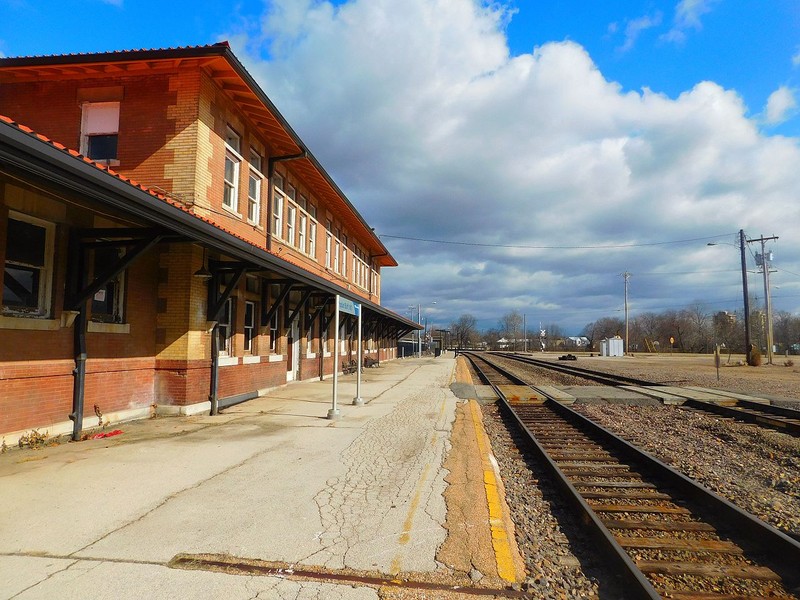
[[619, 13, 662, 52], [662, 0, 718, 44], [230, 0, 800, 332], [764, 86, 797, 124], [792, 48, 800, 67]]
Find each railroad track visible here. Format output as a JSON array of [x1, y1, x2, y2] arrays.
[[497, 351, 800, 437], [463, 352, 800, 599]]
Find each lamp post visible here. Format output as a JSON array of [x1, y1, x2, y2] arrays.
[[408, 301, 436, 358]]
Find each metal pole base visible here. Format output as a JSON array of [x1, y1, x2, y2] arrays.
[[326, 408, 341, 420], [352, 397, 364, 406]]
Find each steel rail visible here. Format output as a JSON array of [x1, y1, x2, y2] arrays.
[[496, 352, 658, 387], [499, 352, 800, 437], [463, 352, 662, 599], [462, 351, 800, 599], [682, 399, 800, 437]]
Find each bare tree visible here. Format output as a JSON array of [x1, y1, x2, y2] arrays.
[[683, 302, 710, 353], [498, 310, 523, 351], [451, 314, 478, 349], [582, 317, 624, 351]]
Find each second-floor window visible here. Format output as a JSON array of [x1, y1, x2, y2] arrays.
[[248, 149, 262, 224], [286, 205, 296, 246], [223, 127, 241, 213], [81, 102, 119, 162], [325, 231, 332, 269], [272, 175, 284, 237], [341, 234, 348, 278]]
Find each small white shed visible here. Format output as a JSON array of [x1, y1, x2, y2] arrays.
[[600, 336, 624, 357]]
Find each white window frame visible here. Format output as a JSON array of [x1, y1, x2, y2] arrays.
[[341, 236, 347, 278], [325, 232, 332, 269], [244, 300, 256, 353], [298, 213, 307, 254], [269, 310, 279, 354], [272, 178, 285, 239], [248, 148, 263, 225], [286, 205, 296, 247], [308, 219, 317, 259], [333, 240, 340, 273], [223, 128, 242, 214], [80, 101, 120, 164], [218, 298, 234, 356], [3, 212, 56, 318]]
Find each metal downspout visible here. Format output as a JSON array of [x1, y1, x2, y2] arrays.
[[210, 323, 220, 415], [70, 307, 87, 441]]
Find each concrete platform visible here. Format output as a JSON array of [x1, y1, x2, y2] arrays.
[[0, 356, 524, 599], [563, 385, 662, 405]]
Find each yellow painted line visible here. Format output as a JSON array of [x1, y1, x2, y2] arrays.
[[469, 399, 522, 582], [391, 395, 446, 575], [390, 460, 434, 575]]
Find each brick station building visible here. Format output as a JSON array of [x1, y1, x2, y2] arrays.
[[0, 43, 418, 444]]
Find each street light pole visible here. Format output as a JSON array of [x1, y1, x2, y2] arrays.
[[417, 303, 421, 358]]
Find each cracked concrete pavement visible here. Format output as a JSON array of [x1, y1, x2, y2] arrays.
[[0, 356, 460, 599]]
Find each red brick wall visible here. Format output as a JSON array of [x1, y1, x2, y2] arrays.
[[0, 358, 155, 434], [0, 75, 179, 192], [154, 359, 210, 407], [218, 359, 287, 399]]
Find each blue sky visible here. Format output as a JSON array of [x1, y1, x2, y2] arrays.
[[2, 1, 799, 334], [3, 1, 798, 134]]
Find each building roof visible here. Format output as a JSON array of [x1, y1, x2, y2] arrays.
[[0, 42, 397, 267], [0, 115, 419, 331]]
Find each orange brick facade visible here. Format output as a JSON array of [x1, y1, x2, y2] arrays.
[[0, 45, 406, 441]]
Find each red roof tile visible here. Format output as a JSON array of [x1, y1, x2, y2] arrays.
[[0, 113, 282, 258]]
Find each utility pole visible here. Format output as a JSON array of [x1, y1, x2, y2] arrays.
[[739, 229, 752, 366], [622, 271, 631, 355], [749, 234, 779, 365], [523, 314, 527, 352]]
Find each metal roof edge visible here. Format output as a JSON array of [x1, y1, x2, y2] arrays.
[[0, 42, 397, 266], [0, 118, 414, 328]]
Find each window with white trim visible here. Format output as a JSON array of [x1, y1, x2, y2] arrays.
[[218, 297, 234, 356], [325, 232, 332, 268], [3, 213, 55, 317], [298, 213, 307, 253], [333, 239, 340, 273], [81, 102, 119, 162], [286, 205, 296, 247], [308, 219, 317, 259], [244, 300, 256, 353], [272, 175, 284, 237], [269, 310, 279, 353], [223, 128, 241, 213], [248, 149, 263, 224], [341, 234, 348, 278]]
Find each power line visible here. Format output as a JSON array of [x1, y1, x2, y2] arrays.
[[379, 232, 739, 250]]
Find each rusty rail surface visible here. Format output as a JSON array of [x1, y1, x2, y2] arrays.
[[463, 352, 800, 600]]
